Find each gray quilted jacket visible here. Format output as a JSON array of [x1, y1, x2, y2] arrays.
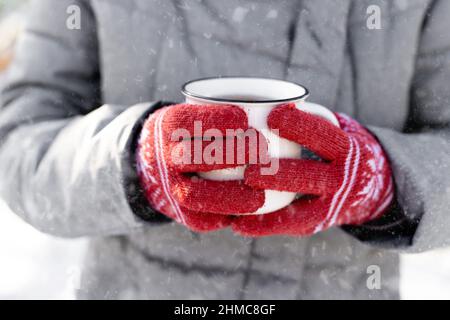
[[1, 0, 450, 299]]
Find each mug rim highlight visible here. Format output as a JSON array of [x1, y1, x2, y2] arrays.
[[181, 76, 310, 104]]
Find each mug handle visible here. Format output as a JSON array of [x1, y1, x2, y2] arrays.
[[295, 101, 340, 127]]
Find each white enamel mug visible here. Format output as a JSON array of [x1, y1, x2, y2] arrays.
[[182, 77, 339, 214]]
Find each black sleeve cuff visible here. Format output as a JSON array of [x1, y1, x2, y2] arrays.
[[342, 200, 421, 249], [122, 101, 173, 223]]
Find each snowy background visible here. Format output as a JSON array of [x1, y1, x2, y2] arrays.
[[1, 199, 450, 300]]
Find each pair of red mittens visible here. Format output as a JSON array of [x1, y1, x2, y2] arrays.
[[136, 103, 394, 236]]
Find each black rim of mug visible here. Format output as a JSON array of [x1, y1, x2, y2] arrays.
[[181, 76, 310, 104]]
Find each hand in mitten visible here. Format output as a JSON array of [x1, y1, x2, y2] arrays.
[[136, 104, 265, 232], [232, 103, 394, 237]]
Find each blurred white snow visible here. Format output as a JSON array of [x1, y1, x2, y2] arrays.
[[401, 249, 450, 299], [0, 201, 87, 299], [0, 200, 449, 299]]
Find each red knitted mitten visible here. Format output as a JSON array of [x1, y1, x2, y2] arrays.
[[232, 103, 394, 237], [136, 104, 265, 232]]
